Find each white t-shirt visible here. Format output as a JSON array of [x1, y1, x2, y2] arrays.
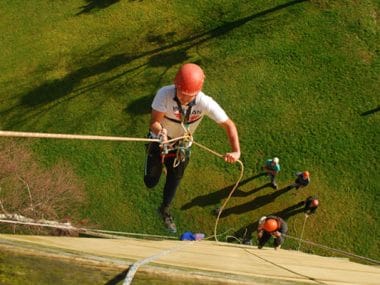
[[152, 85, 229, 139]]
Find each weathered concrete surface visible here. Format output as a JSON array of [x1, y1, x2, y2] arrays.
[[0, 234, 379, 284]]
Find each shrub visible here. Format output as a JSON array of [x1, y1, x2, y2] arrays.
[[0, 140, 86, 235]]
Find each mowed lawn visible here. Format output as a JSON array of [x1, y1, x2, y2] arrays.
[[0, 0, 379, 262]]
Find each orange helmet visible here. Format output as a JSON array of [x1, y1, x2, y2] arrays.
[[262, 218, 278, 232], [174, 63, 205, 96], [311, 199, 319, 207], [303, 171, 310, 179]]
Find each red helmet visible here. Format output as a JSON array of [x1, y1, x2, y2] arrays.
[[303, 171, 310, 179], [311, 199, 319, 207], [262, 218, 278, 232], [174, 63, 205, 96]]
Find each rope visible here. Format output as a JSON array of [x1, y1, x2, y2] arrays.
[[298, 214, 308, 251], [0, 218, 75, 230], [284, 233, 380, 265], [2, 217, 379, 266], [80, 228, 177, 240], [0, 218, 177, 240], [0, 130, 189, 145], [123, 241, 195, 285], [191, 141, 244, 243], [243, 248, 326, 284]]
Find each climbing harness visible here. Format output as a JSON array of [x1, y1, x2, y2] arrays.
[[159, 94, 196, 168], [156, 128, 193, 168], [172, 123, 193, 168], [171, 95, 195, 168]]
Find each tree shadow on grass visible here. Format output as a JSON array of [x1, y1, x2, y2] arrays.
[[4, 0, 307, 129], [220, 185, 294, 218], [24, 0, 307, 106], [76, 0, 121, 15], [124, 95, 154, 115], [181, 173, 267, 210], [19, 53, 145, 108], [230, 200, 306, 242]]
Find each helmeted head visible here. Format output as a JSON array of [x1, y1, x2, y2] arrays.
[[273, 157, 279, 165], [303, 171, 310, 179], [262, 218, 278, 232], [311, 199, 319, 207], [174, 63, 205, 96]]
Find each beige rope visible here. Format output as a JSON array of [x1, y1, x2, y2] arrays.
[[284, 233, 380, 265], [0, 130, 189, 144], [298, 214, 308, 251], [0, 217, 179, 240], [192, 141, 244, 243], [0, 130, 158, 142]]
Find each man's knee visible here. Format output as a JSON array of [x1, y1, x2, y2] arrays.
[[144, 176, 160, 188]]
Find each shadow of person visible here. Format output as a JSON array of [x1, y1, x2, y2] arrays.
[[76, 0, 121, 15], [220, 185, 294, 218], [360, 106, 380, 116], [180, 173, 267, 210], [231, 200, 306, 244], [272, 201, 306, 220]]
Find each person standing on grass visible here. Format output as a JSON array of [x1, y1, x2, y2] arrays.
[[292, 171, 310, 190], [144, 63, 240, 233], [262, 157, 280, 189], [303, 196, 319, 216], [257, 215, 288, 250]]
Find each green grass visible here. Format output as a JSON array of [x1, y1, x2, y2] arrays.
[[1, 249, 199, 285], [0, 0, 379, 267], [0, 249, 119, 285]]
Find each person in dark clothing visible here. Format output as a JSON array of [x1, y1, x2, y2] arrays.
[[304, 196, 319, 216], [292, 171, 310, 189], [257, 215, 288, 250]]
